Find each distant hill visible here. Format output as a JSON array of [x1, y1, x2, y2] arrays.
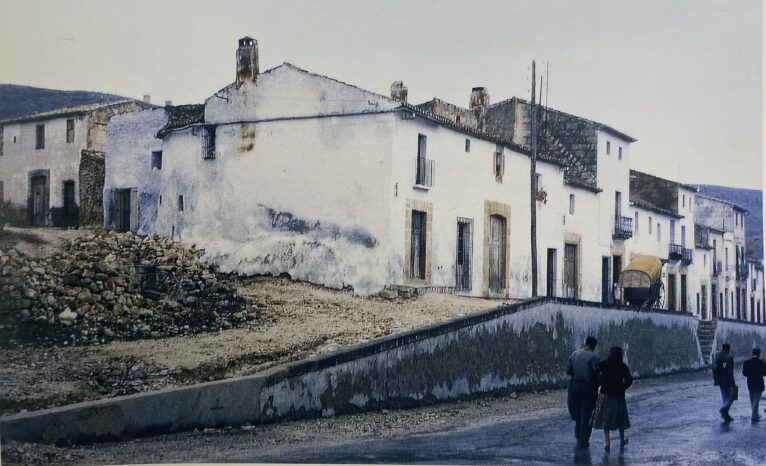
[[697, 185, 763, 261], [0, 84, 128, 120]]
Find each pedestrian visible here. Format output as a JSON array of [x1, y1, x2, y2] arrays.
[[713, 343, 736, 422], [742, 347, 765, 422], [591, 346, 633, 451], [567, 336, 600, 447]]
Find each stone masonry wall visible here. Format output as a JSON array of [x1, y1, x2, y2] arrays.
[[78, 150, 105, 227]]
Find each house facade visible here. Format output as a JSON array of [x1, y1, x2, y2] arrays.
[[0, 100, 147, 228]]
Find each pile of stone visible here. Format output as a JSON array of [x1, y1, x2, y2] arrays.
[[0, 231, 246, 347]]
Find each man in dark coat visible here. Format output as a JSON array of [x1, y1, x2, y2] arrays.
[[567, 336, 600, 447], [714, 343, 736, 422], [742, 347, 765, 422]]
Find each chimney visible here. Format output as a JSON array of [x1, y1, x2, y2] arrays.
[[469, 87, 490, 131], [143, 94, 151, 104], [164, 100, 173, 107], [236, 36, 259, 89], [390, 81, 408, 102]]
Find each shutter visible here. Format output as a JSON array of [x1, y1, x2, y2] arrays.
[[130, 188, 139, 232]]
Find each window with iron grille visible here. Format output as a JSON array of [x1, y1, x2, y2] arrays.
[[494, 151, 504, 181], [66, 119, 75, 143], [415, 134, 433, 187], [35, 124, 45, 150], [201, 125, 216, 159]]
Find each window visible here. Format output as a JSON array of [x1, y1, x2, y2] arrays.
[[681, 225, 686, 247], [35, 124, 45, 149], [159, 195, 162, 206], [66, 119, 75, 143], [682, 195, 685, 208], [618, 146, 622, 160], [201, 125, 216, 159], [634, 211, 639, 233], [535, 173, 542, 190], [648, 216, 653, 234], [0, 125, 3, 157], [606, 141, 611, 155], [465, 138, 470, 153], [178, 195, 184, 211], [569, 194, 575, 215], [151, 151, 162, 170], [494, 151, 504, 181], [415, 134, 433, 187], [704, 254, 706, 267], [657, 223, 661, 242]]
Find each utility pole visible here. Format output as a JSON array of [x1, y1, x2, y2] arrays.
[[530, 60, 538, 297]]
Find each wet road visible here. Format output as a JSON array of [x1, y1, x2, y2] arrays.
[[237, 370, 765, 465]]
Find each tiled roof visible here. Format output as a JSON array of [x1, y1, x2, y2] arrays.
[[630, 199, 684, 219], [157, 104, 205, 137], [0, 99, 148, 124], [694, 193, 748, 213]]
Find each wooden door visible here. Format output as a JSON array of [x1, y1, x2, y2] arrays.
[[546, 249, 557, 297], [668, 273, 677, 310], [63, 181, 76, 227], [31, 175, 47, 226], [488, 215, 506, 292], [410, 211, 426, 280], [455, 219, 472, 291], [564, 244, 577, 299]]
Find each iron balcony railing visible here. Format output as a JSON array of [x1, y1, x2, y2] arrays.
[[669, 243, 684, 261], [682, 248, 693, 264], [613, 216, 633, 239]]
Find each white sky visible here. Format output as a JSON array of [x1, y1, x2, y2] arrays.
[[1, 0, 762, 189]]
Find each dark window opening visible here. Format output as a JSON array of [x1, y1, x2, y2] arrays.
[[178, 195, 184, 211], [465, 138, 470, 153], [151, 151, 163, 170], [494, 151, 504, 180], [410, 210, 427, 280], [455, 218, 473, 291], [35, 124, 45, 149], [66, 119, 75, 143]]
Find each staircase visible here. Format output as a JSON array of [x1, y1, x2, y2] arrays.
[[697, 319, 717, 366]]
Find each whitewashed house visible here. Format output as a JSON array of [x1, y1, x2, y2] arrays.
[[0, 99, 147, 228], [746, 260, 764, 323], [149, 37, 568, 297]]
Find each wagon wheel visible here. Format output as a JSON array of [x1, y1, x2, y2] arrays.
[[654, 281, 665, 309]]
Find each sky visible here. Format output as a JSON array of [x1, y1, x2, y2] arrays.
[[0, 0, 762, 189]]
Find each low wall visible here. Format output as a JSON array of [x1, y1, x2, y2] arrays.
[[0, 298, 704, 444], [711, 319, 766, 362]]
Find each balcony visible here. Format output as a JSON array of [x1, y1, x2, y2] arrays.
[[682, 248, 693, 265], [713, 260, 722, 277], [414, 158, 434, 189], [613, 216, 633, 239], [668, 243, 684, 261]]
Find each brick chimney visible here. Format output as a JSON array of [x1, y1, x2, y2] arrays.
[[390, 81, 408, 102], [469, 87, 489, 131], [236, 37, 259, 89], [142, 94, 151, 104]]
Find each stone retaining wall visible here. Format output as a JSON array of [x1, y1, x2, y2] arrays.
[[711, 319, 766, 362]]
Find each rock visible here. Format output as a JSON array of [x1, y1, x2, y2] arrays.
[[103, 327, 115, 337], [1, 266, 12, 276], [102, 290, 115, 301], [77, 289, 95, 304], [24, 288, 37, 300], [137, 309, 153, 317], [94, 273, 109, 281], [32, 267, 46, 275], [58, 308, 77, 324]]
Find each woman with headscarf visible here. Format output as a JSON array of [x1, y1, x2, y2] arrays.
[[591, 346, 633, 450]]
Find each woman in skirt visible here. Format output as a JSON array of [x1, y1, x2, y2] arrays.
[[591, 346, 633, 450]]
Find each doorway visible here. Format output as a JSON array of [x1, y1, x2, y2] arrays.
[[546, 249, 557, 297], [488, 215, 506, 293], [680, 274, 687, 312], [410, 210, 427, 280], [455, 218, 472, 291], [612, 255, 622, 303], [668, 273, 677, 311], [114, 189, 132, 232], [601, 256, 610, 304], [62, 180, 77, 227], [563, 244, 577, 299], [30, 174, 48, 226]]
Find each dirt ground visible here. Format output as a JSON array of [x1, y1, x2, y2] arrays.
[[0, 227, 509, 416]]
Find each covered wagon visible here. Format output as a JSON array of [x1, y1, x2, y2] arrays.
[[618, 255, 665, 308]]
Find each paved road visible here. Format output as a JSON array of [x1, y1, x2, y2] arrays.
[[237, 370, 765, 465]]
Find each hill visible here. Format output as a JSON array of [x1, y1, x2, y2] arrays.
[[697, 185, 763, 261], [0, 84, 128, 120]]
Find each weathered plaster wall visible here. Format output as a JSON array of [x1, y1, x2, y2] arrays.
[[155, 112, 397, 295], [0, 116, 87, 225], [0, 299, 704, 444], [204, 64, 400, 125], [710, 319, 766, 363], [104, 108, 168, 233]]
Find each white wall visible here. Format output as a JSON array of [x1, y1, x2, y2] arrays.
[[156, 112, 397, 295], [0, 116, 87, 207], [104, 107, 168, 233]]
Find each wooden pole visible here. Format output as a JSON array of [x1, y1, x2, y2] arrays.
[[530, 60, 538, 297]]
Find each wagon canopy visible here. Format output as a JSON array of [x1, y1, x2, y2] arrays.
[[618, 255, 663, 289]]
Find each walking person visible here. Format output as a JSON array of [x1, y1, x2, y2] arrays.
[[742, 347, 765, 422], [567, 336, 600, 447], [713, 343, 736, 422], [591, 346, 633, 451]]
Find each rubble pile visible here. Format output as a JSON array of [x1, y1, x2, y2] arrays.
[[0, 231, 247, 347]]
